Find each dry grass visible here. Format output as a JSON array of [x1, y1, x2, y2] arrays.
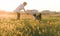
[[0, 11, 60, 36]]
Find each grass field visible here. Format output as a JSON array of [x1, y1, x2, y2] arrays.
[[0, 13, 60, 36]]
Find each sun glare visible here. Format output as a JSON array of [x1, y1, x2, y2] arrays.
[[0, 0, 21, 11], [0, 0, 60, 12]]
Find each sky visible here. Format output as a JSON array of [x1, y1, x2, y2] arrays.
[[0, 0, 60, 12]]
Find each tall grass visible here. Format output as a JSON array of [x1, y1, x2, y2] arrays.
[[0, 16, 60, 36]]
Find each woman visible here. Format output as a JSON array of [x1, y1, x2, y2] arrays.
[[14, 2, 27, 20]]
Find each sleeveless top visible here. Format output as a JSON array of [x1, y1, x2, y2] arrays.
[[14, 4, 25, 12]]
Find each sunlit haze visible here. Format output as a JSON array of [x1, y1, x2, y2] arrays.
[[0, 0, 60, 12]]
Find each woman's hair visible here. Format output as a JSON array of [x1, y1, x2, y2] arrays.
[[23, 2, 27, 6]]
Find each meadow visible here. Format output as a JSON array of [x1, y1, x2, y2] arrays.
[[0, 13, 60, 36]]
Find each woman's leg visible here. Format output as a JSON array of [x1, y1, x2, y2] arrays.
[[17, 12, 20, 20]]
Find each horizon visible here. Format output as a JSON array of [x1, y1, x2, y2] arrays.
[[0, 0, 60, 12]]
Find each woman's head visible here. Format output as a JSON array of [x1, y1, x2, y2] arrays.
[[23, 2, 27, 6]]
